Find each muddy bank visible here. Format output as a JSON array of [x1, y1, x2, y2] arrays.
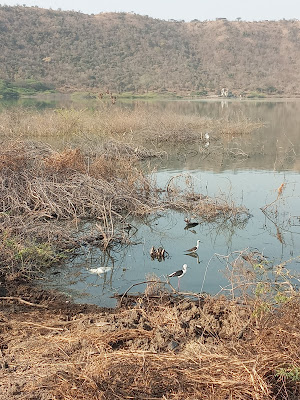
[[0, 279, 299, 400]]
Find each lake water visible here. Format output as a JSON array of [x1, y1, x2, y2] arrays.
[[3, 97, 300, 306]]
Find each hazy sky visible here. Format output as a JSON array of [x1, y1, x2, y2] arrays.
[[2, 0, 300, 21]]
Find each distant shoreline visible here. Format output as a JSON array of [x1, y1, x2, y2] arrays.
[[30, 92, 300, 102]]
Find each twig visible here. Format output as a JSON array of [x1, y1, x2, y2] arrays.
[[21, 321, 64, 331], [0, 296, 47, 308], [119, 279, 207, 306], [119, 280, 168, 305]]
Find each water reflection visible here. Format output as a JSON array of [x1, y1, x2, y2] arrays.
[[46, 168, 300, 307], [125, 99, 300, 172], [4, 97, 297, 306]]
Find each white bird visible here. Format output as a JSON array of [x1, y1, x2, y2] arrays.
[[204, 132, 210, 140], [88, 266, 112, 275], [185, 240, 201, 253], [168, 264, 187, 290]]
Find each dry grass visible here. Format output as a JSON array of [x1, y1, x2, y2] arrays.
[[0, 107, 263, 147], [0, 141, 247, 240], [0, 291, 299, 400], [215, 116, 263, 135], [165, 173, 250, 223], [0, 140, 158, 223], [0, 107, 208, 140]]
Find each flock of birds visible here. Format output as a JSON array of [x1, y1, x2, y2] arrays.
[[87, 237, 201, 291], [87, 216, 202, 293]]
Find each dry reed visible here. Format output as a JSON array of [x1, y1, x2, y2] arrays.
[[0, 142, 247, 242], [0, 107, 263, 146], [0, 140, 158, 224], [165, 173, 250, 223]]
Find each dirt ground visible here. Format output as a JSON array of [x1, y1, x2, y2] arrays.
[[0, 279, 299, 400]]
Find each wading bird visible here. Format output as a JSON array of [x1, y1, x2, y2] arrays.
[[185, 240, 201, 253], [88, 266, 112, 275], [184, 216, 197, 224], [168, 264, 187, 290]]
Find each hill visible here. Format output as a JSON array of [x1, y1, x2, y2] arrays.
[[0, 6, 300, 96]]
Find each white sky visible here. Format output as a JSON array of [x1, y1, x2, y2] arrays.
[[1, 0, 300, 21]]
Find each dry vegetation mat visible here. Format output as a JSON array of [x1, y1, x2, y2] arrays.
[[0, 286, 299, 400], [0, 106, 262, 143]]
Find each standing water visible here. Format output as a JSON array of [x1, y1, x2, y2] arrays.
[[37, 98, 300, 307]]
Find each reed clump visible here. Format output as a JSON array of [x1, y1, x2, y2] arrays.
[[0, 107, 262, 146], [216, 116, 263, 135], [0, 140, 158, 224], [0, 107, 210, 140], [165, 173, 250, 223]]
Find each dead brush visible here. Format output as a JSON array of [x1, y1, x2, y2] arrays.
[[144, 273, 168, 297], [0, 139, 163, 276], [89, 154, 140, 182], [0, 107, 262, 147], [51, 350, 268, 400], [92, 138, 165, 162], [44, 148, 86, 173], [0, 152, 27, 172], [0, 141, 158, 221], [193, 197, 249, 222], [216, 248, 300, 322], [165, 173, 250, 223], [216, 116, 263, 135]]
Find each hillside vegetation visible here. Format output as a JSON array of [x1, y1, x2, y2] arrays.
[[0, 6, 300, 96]]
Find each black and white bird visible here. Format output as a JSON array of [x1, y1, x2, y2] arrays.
[[168, 264, 187, 290], [185, 239, 201, 253]]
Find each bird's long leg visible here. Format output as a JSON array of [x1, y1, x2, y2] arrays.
[[178, 278, 180, 291]]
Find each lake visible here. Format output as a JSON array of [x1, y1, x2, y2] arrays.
[[3, 97, 300, 307]]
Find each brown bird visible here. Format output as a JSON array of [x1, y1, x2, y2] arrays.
[[150, 246, 156, 259]]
